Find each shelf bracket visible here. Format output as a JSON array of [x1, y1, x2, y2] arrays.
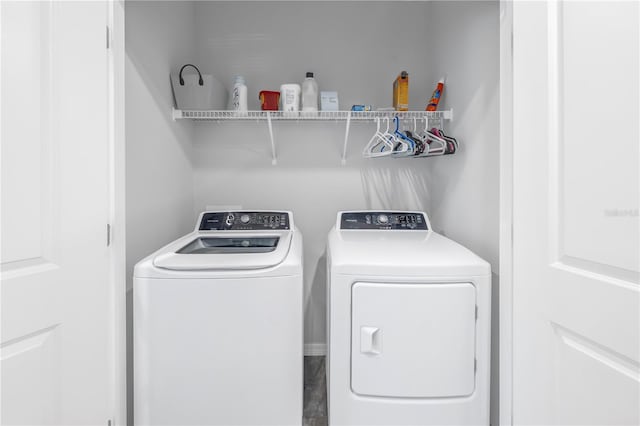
[[266, 112, 277, 165], [341, 111, 352, 165]]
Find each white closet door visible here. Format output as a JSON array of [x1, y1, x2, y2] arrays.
[[512, 1, 639, 424], [1, 2, 112, 425]]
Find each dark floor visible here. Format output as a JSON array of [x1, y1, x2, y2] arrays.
[[303, 356, 327, 426]]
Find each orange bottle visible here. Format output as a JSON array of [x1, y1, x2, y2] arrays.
[[426, 78, 445, 111], [393, 71, 409, 111]]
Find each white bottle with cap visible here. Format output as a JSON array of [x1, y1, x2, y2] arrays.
[[230, 75, 248, 112], [301, 72, 319, 112]]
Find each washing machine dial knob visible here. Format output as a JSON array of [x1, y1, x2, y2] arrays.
[[240, 214, 251, 224], [377, 214, 389, 224]]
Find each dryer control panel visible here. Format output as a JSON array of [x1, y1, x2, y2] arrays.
[[340, 212, 428, 230], [199, 211, 290, 231]]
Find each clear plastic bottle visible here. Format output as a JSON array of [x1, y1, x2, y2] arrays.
[[230, 75, 248, 112], [301, 72, 319, 112]]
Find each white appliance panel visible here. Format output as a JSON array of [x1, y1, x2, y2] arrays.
[[351, 282, 476, 398], [135, 274, 302, 426]]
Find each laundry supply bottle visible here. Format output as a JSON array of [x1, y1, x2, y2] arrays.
[[425, 77, 445, 111], [280, 84, 301, 112], [230, 75, 248, 112], [393, 71, 409, 111], [301, 72, 319, 112]]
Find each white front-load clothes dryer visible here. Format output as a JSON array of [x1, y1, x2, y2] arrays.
[[326, 211, 491, 426], [134, 211, 303, 426]]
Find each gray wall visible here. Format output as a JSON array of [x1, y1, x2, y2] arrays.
[[125, 2, 197, 424], [426, 1, 500, 268], [426, 2, 500, 423]]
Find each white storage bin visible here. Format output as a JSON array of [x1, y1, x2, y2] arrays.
[[171, 64, 226, 110]]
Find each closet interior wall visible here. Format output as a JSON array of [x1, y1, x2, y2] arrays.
[[425, 2, 500, 422], [124, 0, 500, 424], [125, 2, 197, 424]]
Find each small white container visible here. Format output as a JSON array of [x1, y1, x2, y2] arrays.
[[302, 72, 319, 112], [321, 91, 339, 111], [230, 75, 248, 112], [280, 84, 301, 112]]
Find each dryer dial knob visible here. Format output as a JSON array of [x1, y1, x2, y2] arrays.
[[377, 214, 389, 224], [240, 214, 251, 224]]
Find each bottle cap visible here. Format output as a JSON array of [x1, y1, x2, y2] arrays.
[[233, 75, 246, 85], [306, 72, 314, 78]]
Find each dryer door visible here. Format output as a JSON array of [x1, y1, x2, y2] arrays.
[[351, 282, 476, 398]]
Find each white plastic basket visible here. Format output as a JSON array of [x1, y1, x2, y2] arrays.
[[170, 64, 227, 110]]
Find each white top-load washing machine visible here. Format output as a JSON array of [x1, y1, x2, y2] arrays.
[[134, 211, 303, 426], [327, 211, 491, 426]]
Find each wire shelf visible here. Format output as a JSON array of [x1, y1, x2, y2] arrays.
[[171, 108, 453, 165], [172, 109, 453, 121]]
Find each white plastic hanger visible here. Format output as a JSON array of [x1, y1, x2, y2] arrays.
[[363, 117, 395, 158]]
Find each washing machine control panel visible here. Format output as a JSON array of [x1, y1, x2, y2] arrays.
[[199, 211, 290, 231], [340, 212, 428, 230]]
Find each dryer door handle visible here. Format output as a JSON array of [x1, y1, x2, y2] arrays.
[[360, 326, 381, 355]]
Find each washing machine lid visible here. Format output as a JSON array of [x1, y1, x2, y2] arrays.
[[153, 230, 292, 270], [152, 210, 295, 270], [177, 236, 281, 255]]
